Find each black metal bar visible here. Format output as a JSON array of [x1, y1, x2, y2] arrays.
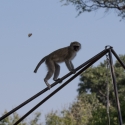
[[111, 48, 125, 70], [108, 49, 123, 125], [0, 48, 109, 121], [13, 49, 108, 125]]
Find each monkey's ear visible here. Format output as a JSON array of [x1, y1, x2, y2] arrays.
[[70, 42, 73, 46]]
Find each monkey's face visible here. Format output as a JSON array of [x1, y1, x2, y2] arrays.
[[74, 46, 80, 51], [70, 41, 81, 52]]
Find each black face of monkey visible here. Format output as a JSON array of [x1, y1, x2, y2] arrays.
[[70, 41, 81, 51], [74, 46, 80, 51]]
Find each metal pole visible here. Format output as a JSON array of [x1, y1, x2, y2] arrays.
[[13, 49, 108, 125], [108, 49, 123, 125], [0, 49, 108, 121], [111, 48, 125, 70]]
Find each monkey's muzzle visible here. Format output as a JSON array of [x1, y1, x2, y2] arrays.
[[74, 46, 80, 51]]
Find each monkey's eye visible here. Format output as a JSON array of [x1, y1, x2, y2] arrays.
[[74, 46, 79, 51]]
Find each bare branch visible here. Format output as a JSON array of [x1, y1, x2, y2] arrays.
[[60, 0, 125, 19]]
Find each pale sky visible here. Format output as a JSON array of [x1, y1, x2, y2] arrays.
[[0, 0, 125, 124]]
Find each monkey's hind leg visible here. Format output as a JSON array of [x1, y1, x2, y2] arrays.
[[44, 60, 55, 89], [53, 63, 62, 83], [44, 77, 52, 89]]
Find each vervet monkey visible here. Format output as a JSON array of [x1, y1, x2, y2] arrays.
[[34, 41, 81, 89]]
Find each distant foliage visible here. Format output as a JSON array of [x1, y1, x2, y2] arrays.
[[78, 55, 125, 106], [46, 94, 123, 125], [0, 111, 42, 125]]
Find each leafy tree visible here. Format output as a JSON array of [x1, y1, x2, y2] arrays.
[[77, 55, 125, 124], [88, 103, 118, 125], [46, 94, 110, 125], [46, 93, 121, 125], [45, 94, 97, 125], [0, 111, 42, 125], [60, 0, 125, 19], [30, 112, 42, 125], [77, 55, 125, 106]]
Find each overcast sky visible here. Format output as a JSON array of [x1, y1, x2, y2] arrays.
[[0, 0, 125, 124]]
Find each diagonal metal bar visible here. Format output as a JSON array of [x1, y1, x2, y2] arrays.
[[111, 48, 125, 70], [0, 48, 109, 121], [13, 49, 108, 125], [108, 49, 123, 125]]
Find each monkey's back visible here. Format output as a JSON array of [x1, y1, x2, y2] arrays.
[[46, 47, 75, 63]]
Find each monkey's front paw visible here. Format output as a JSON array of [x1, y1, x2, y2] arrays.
[[54, 78, 62, 83], [71, 69, 76, 74]]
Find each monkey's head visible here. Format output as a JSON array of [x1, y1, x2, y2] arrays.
[[70, 41, 81, 52]]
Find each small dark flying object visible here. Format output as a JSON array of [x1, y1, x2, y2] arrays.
[[28, 33, 32, 37]]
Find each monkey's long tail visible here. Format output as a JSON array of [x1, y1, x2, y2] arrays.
[[34, 56, 47, 73]]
